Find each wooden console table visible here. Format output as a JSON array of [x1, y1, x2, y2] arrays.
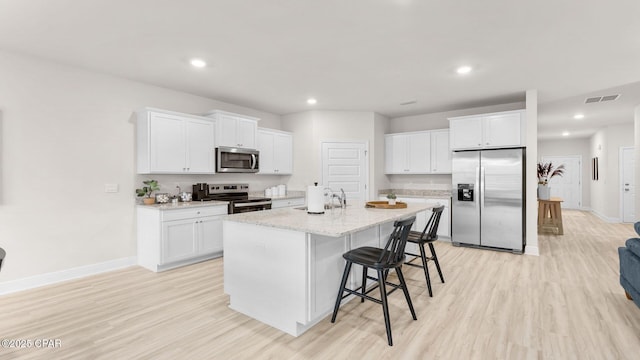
[[538, 197, 564, 235]]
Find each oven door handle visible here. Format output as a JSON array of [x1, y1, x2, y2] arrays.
[[250, 154, 257, 170], [234, 201, 272, 207]]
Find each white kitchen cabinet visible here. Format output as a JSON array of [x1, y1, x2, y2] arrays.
[[137, 108, 215, 174], [430, 129, 452, 174], [206, 110, 259, 149], [137, 204, 227, 272], [449, 110, 525, 150], [271, 197, 305, 209], [425, 198, 451, 238], [257, 128, 293, 175], [384, 131, 431, 174]]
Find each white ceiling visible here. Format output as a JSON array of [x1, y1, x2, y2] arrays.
[[1, 0, 639, 139]]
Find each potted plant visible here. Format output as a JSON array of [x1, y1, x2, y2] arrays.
[[387, 193, 397, 206], [136, 179, 160, 205], [537, 162, 565, 200]]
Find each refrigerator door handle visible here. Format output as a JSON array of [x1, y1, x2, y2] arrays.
[[480, 166, 485, 209], [476, 166, 481, 211]]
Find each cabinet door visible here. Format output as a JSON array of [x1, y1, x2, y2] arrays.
[[273, 133, 293, 174], [185, 119, 215, 173], [385, 134, 407, 173], [483, 112, 521, 148], [199, 216, 224, 254], [426, 199, 451, 237], [161, 219, 198, 264], [236, 118, 257, 148], [431, 130, 451, 173], [149, 113, 186, 172], [257, 130, 275, 174], [407, 132, 430, 173], [217, 114, 238, 147], [449, 117, 483, 150]]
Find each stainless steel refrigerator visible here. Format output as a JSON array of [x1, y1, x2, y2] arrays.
[[451, 148, 525, 253]]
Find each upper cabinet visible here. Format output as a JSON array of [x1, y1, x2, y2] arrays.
[[385, 130, 452, 174], [137, 108, 215, 174], [430, 129, 452, 173], [205, 110, 259, 149], [257, 128, 293, 175], [448, 110, 525, 150]]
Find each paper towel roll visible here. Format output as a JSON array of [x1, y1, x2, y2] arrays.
[[307, 185, 325, 214]]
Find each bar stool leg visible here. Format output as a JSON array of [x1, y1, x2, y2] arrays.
[[377, 269, 393, 346], [331, 261, 353, 323], [396, 267, 417, 320], [361, 266, 367, 303], [429, 243, 445, 283], [418, 243, 433, 297]]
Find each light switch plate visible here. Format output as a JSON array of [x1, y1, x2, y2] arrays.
[[104, 184, 119, 193]]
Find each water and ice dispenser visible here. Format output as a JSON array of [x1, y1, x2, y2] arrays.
[[457, 184, 474, 202]]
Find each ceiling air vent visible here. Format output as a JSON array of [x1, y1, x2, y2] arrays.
[[601, 94, 620, 102], [585, 94, 620, 104], [399, 100, 417, 106]]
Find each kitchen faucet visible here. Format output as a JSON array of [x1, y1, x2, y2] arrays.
[[339, 188, 346, 208]]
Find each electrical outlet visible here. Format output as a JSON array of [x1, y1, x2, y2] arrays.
[[104, 184, 119, 193]]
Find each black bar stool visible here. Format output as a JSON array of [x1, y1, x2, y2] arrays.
[[404, 205, 445, 297], [0, 247, 5, 272], [331, 216, 416, 346]]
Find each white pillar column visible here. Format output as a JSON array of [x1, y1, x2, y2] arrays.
[[525, 90, 539, 255]]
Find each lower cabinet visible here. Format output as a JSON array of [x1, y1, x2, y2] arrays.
[[137, 204, 227, 272], [271, 197, 305, 209], [378, 195, 451, 239]]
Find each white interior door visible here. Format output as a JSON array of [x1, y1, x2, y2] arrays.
[[541, 155, 582, 209], [321, 142, 368, 202], [621, 147, 635, 223]]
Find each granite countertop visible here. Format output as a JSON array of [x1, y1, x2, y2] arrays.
[[224, 202, 433, 237], [249, 191, 306, 200], [378, 189, 452, 199], [137, 200, 229, 210]]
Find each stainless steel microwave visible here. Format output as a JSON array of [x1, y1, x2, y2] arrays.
[[215, 146, 259, 173]]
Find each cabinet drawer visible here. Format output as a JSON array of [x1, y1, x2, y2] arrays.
[[272, 197, 305, 209], [161, 206, 227, 221]]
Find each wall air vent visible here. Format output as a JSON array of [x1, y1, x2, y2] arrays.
[[585, 94, 620, 104]]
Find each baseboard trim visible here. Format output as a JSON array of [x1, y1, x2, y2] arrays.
[[0, 257, 137, 296], [590, 209, 620, 223], [525, 245, 539, 256]]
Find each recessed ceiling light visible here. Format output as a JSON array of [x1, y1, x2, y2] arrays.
[[190, 58, 207, 68], [456, 66, 472, 75], [307, 98, 317, 105], [562, 131, 570, 137], [573, 114, 584, 119]]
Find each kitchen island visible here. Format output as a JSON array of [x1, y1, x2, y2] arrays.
[[223, 202, 433, 336]]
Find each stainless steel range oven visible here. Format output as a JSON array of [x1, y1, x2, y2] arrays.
[[197, 183, 271, 214]]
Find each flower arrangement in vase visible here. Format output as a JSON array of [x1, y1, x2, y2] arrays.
[[537, 162, 565, 199]]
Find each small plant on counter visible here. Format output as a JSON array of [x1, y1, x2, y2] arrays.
[[136, 180, 160, 204], [387, 193, 397, 205]]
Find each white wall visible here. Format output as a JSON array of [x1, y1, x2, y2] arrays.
[[590, 123, 634, 221], [281, 110, 382, 198], [389, 101, 526, 133], [525, 90, 539, 256], [0, 50, 282, 284], [373, 113, 390, 198], [635, 105, 640, 221], [538, 137, 591, 208]]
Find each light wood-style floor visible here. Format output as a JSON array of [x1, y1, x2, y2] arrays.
[[2, 210, 640, 359]]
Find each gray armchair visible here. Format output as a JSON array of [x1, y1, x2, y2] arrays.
[[619, 222, 640, 307]]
